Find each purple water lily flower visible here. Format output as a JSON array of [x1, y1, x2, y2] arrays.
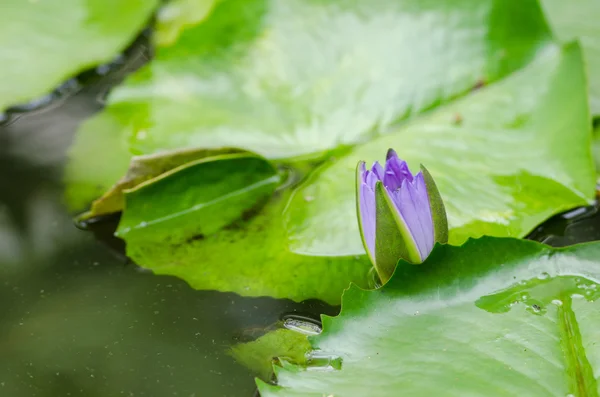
[[356, 149, 448, 283]]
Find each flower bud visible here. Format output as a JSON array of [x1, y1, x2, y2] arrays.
[[356, 149, 448, 283]]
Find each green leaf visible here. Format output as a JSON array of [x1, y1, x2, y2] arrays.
[[258, 237, 600, 396], [64, 109, 244, 215], [88, 0, 553, 160], [374, 181, 421, 283], [541, 0, 600, 116], [286, 43, 594, 257], [0, 0, 159, 112], [116, 154, 280, 244], [64, 112, 133, 212], [229, 329, 311, 382], [82, 147, 244, 220], [594, 124, 600, 178], [155, 0, 220, 46], [123, 186, 372, 305]]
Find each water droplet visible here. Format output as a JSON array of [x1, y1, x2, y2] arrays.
[[283, 317, 321, 336], [307, 350, 343, 371], [551, 299, 563, 306], [537, 272, 550, 280], [526, 304, 546, 316], [139, 221, 148, 228]]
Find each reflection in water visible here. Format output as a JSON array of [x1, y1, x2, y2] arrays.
[[527, 203, 600, 246]]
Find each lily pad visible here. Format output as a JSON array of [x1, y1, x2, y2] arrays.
[[259, 237, 600, 396], [123, 185, 372, 305], [99, 0, 553, 159], [541, 0, 600, 116], [0, 0, 159, 112], [81, 147, 244, 220], [285, 43, 594, 257], [116, 153, 280, 244], [155, 0, 219, 46]]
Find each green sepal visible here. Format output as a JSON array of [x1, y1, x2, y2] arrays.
[[420, 165, 449, 244], [374, 181, 421, 284]]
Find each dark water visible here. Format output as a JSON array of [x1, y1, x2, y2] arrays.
[[1, 30, 600, 397]]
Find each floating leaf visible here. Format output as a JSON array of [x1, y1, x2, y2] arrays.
[[542, 0, 600, 116], [0, 0, 159, 112], [81, 147, 243, 220], [116, 153, 280, 244], [285, 43, 594, 257], [123, 185, 372, 305], [155, 0, 219, 46], [259, 237, 600, 396], [86, 0, 554, 160]]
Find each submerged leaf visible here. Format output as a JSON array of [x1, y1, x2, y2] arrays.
[[65, 112, 133, 212], [229, 329, 311, 382]]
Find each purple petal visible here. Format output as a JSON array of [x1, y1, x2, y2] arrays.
[[389, 175, 434, 260], [359, 182, 376, 262], [383, 154, 414, 191], [413, 172, 434, 246], [386, 148, 398, 161], [365, 170, 379, 190], [371, 161, 385, 181], [358, 161, 367, 183]]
